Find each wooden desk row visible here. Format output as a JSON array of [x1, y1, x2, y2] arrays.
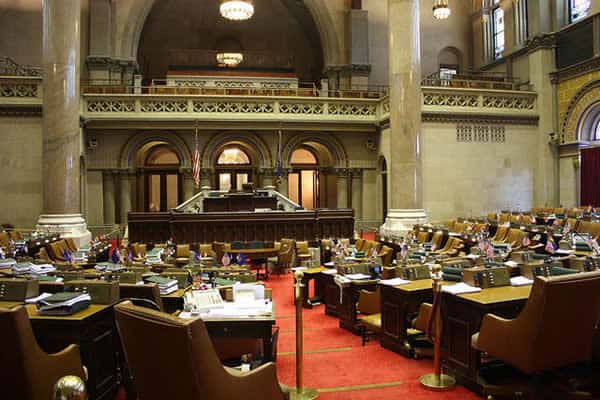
[[307, 268, 532, 395], [0, 287, 277, 400]]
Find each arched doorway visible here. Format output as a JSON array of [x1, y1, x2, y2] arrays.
[[135, 142, 182, 212], [215, 145, 255, 191], [579, 103, 600, 206], [288, 147, 319, 209]]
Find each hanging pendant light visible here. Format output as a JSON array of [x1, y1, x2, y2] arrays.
[[220, 0, 254, 21], [433, 0, 451, 19], [216, 52, 244, 67]]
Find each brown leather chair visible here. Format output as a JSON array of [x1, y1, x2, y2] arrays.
[[132, 243, 147, 262], [65, 237, 78, 252], [198, 243, 216, 263], [357, 287, 381, 345], [295, 241, 311, 264], [119, 283, 165, 311], [269, 239, 295, 275], [492, 225, 509, 242], [175, 244, 190, 265], [114, 302, 288, 400], [378, 245, 394, 266], [0, 231, 9, 247], [472, 271, 600, 397], [355, 238, 365, 251], [0, 306, 86, 400]]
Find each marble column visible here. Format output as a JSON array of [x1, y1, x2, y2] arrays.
[[37, 0, 91, 245], [351, 169, 363, 222], [337, 169, 349, 209], [381, 0, 427, 236], [103, 171, 116, 226], [119, 171, 132, 224]]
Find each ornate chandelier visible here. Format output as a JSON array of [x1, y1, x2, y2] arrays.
[[433, 0, 451, 19], [220, 0, 254, 21], [216, 52, 244, 67]]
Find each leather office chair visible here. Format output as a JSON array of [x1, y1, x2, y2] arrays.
[[296, 241, 311, 264], [355, 238, 364, 252], [0, 231, 9, 247], [268, 239, 295, 275], [378, 245, 394, 266], [472, 271, 600, 398], [114, 302, 288, 400], [357, 287, 382, 346], [65, 237, 78, 252], [416, 231, 430, 243], [175, 244, 191, 265], [119, 283, 165, 311], [133, 243, 147, 262], [492, 226, 509, 242], [0, 306, 86, 400], [197, 243, 216, 263]]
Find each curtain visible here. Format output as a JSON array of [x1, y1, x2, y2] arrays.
[[581, 147, 600, 206]]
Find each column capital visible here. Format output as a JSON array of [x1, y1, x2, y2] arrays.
[[336, 168, 350, 177], [349, 168, 363, 178]]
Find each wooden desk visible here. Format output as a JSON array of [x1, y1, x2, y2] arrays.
[[380, 279, 435, 357], [297, 267, 328, 308], [0, 300, 25, 308], [339, 279, 379, 334], [228, 248, 278, 259], [441, 285, 531, 394], [185, 303, 277, 362], [317, 272, 341, 317], [161, 287, 191, 314], [24, 304, 118, 400]]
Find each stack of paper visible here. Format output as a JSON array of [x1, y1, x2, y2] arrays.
[[442, 282, 482, 295], [12, 262, 32, 274], [321, 268, 337, 275], [145, 248, 164, 264], [145, 276, 178, 295], [504, 260, 519, 268], [25, 292, 53, 304], [345, 273, 371, 280], [94, 262, 124, 272], [510, 276, 534, 286], [380, 278, 411, 286], [0, 258, 17, 269], [36, 292, 92, 315], [324, 261, 335, 267], [29, 264, 56, 275]]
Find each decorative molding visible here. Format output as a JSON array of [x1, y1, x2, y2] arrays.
[[560, 80, 600, 143], [0, 56, 41, 76], [456, 123, 506, 143], [422, 113, 538, 125], [551, 56, 600, 84], [0, 105, 42, 117]]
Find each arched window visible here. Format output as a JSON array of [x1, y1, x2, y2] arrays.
[[492, 1, 505, 60], [594, 120, 600, 141], [215, 146, 253, 191], [141, 144, 182, 212], [289, 148, 319, 209], [146, 146, 180, 165]]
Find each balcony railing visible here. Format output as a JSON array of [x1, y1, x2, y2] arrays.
[[422, 71, 532, 91]]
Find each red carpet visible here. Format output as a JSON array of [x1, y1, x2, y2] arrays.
[[266, 274, 480, 399]]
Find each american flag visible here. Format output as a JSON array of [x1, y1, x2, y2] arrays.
[[193, 125, 200, 188], [400, 243, 408, 260], [486, 241, 495, 258], [276, 129, 283, 183]]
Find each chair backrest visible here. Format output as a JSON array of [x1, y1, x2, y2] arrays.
[[9, 230, 23, 241], [198, 244, 214, 256], [493, 226, 509, 242], [65, 238, 78, 251], [358, 287, 381, 315], [355, 238, 364, 251], [378, 246, 393, 266], [431, 231, 444, 249], [416, 231, 430, 243], [114, 302, 284, 400], [296, 241, 309, 254], [119, 283, 164, 311], [0, 231, 9, 247], [176, 244, 190, 258], [0, 306, 85, 400], [512, 271, 600, 373]]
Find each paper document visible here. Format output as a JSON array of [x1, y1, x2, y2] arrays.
[[324, 261, 335, 267], [345, 273, 371, 280], [442, 282, 482, 295], [510, 276, 533, 286], [291, 267, 308, 271], [321, 269, 337, 275], [555, 249, 575, 255], [25, 293, 53, 304], [380, 278, 411, 286], [504, 261, 519, 268], [466, 254, 481, 259]]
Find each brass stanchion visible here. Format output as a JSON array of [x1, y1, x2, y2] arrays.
[[419, 265, 456, 391], [289, 271, 319, 400], [53, 375, 87, 400]]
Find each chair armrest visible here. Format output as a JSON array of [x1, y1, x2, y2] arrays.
[[45, 344, 86, 383], [472, 313, 516, 359], [412, 303, 432, 332], [225, 362, 286, 400]]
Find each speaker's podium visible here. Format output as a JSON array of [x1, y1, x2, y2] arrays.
[[128, 186, 354, 243]]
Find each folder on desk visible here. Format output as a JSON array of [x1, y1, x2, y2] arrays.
[[36, 292, 91, 315]]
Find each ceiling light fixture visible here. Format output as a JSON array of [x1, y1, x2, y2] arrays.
[[216, 52, 244, 67], [220, 0, 254, 21], [433, 0, 451, 19]]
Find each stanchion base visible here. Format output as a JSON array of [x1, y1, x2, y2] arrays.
[[288, 387, 319, 400], [419, 373, 456, 391]]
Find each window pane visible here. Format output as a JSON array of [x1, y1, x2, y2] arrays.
[[571, 0, 591, 22], [166, 174, 178, 209], [301, 170, 315, 209], [219, 173, 231, 191], [493, 7, 505, 59], [595, 122, 600, 141], [288, 173, 300, 204], [236, 173, 248, 191], [217, 147, 250, 165], [291, 148, 317, 164], [149, 174, 161, 211]]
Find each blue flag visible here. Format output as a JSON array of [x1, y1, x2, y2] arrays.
[[111, 248, 121, 264], [63, 249, 71, 262], [237, 252, 245, 265], [194, 251, 201, 262], [128, 249, 133, 261]]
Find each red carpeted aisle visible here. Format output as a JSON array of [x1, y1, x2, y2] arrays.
[[266, 274, 480, 400]]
